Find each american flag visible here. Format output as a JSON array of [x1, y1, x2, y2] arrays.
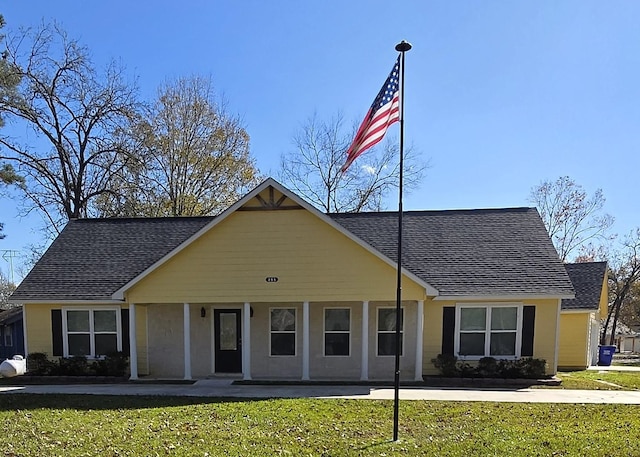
[[342, 56, 400, 172]]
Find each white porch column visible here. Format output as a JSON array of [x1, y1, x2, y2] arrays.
[[243, 302, 252, 380], [302, 301, 310, 380], [183, 303, 192, 380], [415, 300, 424, 381], [361, 301, 369, 381], [129, 304, 138, 380]]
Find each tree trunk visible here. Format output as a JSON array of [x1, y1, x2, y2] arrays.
[[609, 300, 622, 347]]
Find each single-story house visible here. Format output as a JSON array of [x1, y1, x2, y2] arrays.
[[558, 262, 608, 370], [603, 321, 640, 354], [10, 178, 575, 381], [0, 306, 24, 360]]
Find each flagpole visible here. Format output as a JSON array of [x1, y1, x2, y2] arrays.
[[393, 39, 411, 443]]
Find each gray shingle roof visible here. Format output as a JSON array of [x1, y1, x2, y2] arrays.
[[10, 217, 212, 301], [561, 262, 607, 310], [331, 208, 574, 297], [11, 206, 575, 302], [0, 306, 23, 325]]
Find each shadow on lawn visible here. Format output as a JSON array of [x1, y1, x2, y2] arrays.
[[0, 394, 268, 411]]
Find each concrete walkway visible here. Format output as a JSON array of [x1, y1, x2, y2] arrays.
[[587, 364, 640, 372], [1, 380, 640, 404]]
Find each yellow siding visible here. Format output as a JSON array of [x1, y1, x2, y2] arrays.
[[558, 312, 591, 369], [598, 269, 609, 318], [422, 298, 560, 376], [24, 304, 55, 356], [126, 209, 426, 304]]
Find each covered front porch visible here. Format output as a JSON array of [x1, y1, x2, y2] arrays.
[[127, 300, 426, 382]]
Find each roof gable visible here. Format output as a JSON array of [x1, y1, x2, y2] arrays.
[[112, 178, 437, 300]]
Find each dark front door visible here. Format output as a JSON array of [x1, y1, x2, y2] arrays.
[[214, 309, 242, 373]]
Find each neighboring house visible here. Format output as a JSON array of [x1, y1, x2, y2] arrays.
[[615, 323, 640, 353], [0, 306, 24, 360], [558, 262, 608, 370], [603, 321, 640, 353], [10, 178, 574, 381]]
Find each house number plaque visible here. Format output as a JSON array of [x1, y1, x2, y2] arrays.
[[265, 277, 279, 283]]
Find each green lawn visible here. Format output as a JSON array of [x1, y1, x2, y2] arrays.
[[0, 395, 639, 456], [557, 370, 640, 390]]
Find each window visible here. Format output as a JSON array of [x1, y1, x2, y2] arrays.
[[324, 308, 350, 356], [64, 309, 120, 357], [3, 326, 12, 347], [377, 308, 403, 356], [270, 308, 296, 356], [456, 305, 521, 359]]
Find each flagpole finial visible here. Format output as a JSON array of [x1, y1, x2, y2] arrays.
[[395, 40, 412, 52]]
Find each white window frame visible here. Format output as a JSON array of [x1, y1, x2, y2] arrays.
[[454, 303, 523, 360], [376, 306, 404, 357], [323, 307, 351, 357], [3, 325, 12, 347], [62, 307, 122, 358], [269, 307, 297, 357]]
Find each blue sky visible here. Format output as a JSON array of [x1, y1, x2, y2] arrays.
[[1, 1, 639, 280]]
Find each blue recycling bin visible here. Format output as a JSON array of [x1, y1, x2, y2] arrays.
[[598, 345, 616, 366]]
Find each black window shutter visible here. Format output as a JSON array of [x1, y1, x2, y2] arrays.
[[51, 309, 63, 356], [521, 306, 536, 357], [442, 307, 455, 355], [121, 309, 130, 356]]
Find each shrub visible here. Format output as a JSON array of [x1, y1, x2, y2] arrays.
[[92, 352, 128, 377], [514, 357, 547, 379], [431, 354, 459, 377], [477, 357, 499, 378], [58, 356, 92, 376], [431, 354, 548, 379], [26, 352, 129, 377], [26, 353, 59, 375]]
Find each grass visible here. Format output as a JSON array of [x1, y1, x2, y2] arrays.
[[556, 370, 640, 390], [1, 395, 640, 456]]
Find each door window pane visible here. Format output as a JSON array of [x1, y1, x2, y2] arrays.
[[219, 313, 237, 351]]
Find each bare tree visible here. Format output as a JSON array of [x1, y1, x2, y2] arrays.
[[601, 229, 640, 345], [528, 176, 614, 261], [97, 75, 260, 217], [0, 15, 22, 239], [0, 22, 139, 234], [279, 113, 427, 213], [0, 270, 16, 309]]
